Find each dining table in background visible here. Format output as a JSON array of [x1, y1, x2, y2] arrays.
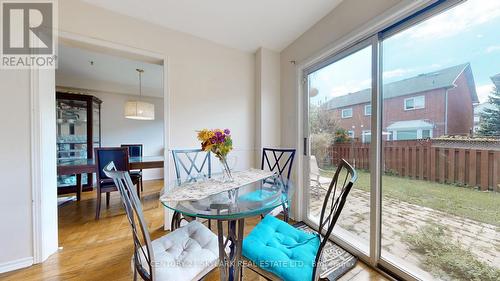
[[57, 155, 164, 201]]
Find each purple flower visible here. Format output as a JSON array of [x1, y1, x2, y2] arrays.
[[210, 138, 216, 144], [215, 131, 222, 137], [224, 129, 230, 135]]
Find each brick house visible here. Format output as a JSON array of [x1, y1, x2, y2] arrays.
[[323, 64, 478, 142]]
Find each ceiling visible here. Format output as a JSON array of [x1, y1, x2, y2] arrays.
[[80, 0, 344, 52], [56, 44, 163, 98]]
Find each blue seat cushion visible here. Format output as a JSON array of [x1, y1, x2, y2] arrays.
[[243, 215, 320, 281]]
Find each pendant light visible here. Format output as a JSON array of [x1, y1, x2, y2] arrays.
[[125, 68, 155, 120]]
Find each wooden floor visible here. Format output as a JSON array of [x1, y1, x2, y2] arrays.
[[0, 180, 388, 281]]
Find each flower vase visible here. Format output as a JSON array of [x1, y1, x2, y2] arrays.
[[219, 156, 234, 183]]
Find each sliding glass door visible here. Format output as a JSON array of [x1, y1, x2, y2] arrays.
[[380, 0, 500, 280], [305, 41, 373, 254], [302, 0, 500, 280]]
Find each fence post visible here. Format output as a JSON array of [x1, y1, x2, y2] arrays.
[[469, 150, 477, 187], [480, 150, 489, 191]]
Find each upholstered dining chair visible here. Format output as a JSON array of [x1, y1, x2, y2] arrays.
[[103, 162, 219, 281], [94, 147, 141, 220], [121, 144, 144, 191], [260, 148, 296, 221], [242, 159, 357, 281], [171, 149, 212, 230]]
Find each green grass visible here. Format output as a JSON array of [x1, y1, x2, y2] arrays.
[[404, 224, 500, 281], [320, 168, 500, 226]]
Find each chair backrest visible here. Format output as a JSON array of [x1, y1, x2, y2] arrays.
[[310, 155, 320, 176], [121, 144, 143, 158], [103, 161, 154, 281], [171, 149, 211, 183], [312, 159, 357, 281], [95, 147, 130, 183], [261, 148, 296, 182]]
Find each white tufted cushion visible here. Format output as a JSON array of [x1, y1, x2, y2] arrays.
[[134, 220, 219, 281]]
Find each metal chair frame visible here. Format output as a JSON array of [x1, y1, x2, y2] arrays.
[[103, 162, 154, 281], [171, 149, 212, 230], [245, 159, 357, 281], [260, 148, 296, 221]]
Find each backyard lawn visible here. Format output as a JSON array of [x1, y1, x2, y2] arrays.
[[320, 168, 500, 227]]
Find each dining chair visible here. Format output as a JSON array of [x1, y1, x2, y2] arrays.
[[103, 162, 219, 281], [94, 147, 141, 220], [171, 149, 212, 230], [242, 159, 357, 281], [121, 144, 144, 192], [260, 147, 296, 221]]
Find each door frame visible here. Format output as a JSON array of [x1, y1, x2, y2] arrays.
[[31, 30, 171, 263]]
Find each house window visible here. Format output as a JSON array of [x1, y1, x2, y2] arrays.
[[404, 96, 425, 110], [364, 104, 372, 116], [362, 130, 371, 143], [341, 108, 353, 118], [347, 130, 355, 138], [397, 130, 418, 140], [422, 129, 431, 139]]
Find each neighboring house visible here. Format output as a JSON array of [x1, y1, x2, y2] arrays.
[[323, 63, 478, 142]]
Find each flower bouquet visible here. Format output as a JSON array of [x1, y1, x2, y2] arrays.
[[197, 128, 234, 182]]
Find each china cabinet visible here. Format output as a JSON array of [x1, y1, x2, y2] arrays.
[[56, 92, 102, 194]]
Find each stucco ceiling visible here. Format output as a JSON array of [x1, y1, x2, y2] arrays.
[[80, 0, 344, 52], [56, 44, 163, 97]]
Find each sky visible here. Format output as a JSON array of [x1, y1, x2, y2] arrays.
[[309, 0, 500, 105]]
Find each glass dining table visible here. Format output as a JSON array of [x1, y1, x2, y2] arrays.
[[161, 173, 293, 281]]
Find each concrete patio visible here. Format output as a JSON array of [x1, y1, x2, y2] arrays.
[[308, 178, 500, 276]]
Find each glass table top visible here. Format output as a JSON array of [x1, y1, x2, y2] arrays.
[[161, 175, 294, 220]]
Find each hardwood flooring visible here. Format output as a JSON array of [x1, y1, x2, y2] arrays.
[[0, 180, 389, 281]]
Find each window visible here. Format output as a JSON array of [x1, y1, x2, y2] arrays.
[[422, 129, 431, 139], [404, 96, 425, 110], [364, 104, 372, 116], [397, 130, 418, 140], [341, 108, 353, 118], [362, 130, 371, 143], [347, 130, 355, 138]]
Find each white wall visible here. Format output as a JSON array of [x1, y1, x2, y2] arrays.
[[58, 0, 256, 172], [0, 70, 34, 271], [255, 48, 281, 165], [93, 91, 164, 180], [280, 0, 404, 218]]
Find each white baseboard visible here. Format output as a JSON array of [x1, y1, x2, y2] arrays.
[[0, 257, 33, 274]]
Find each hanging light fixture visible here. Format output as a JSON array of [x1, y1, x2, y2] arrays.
[[125, 68, 155, 120]]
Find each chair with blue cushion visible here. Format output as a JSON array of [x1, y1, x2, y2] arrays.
[[171, 148, 212, 230], [260, 148, 296, 221], [242, 159, 357, 281], [121, 144, 144, 192]]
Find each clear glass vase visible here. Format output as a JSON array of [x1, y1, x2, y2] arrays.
[[218, 156, 234, 183]]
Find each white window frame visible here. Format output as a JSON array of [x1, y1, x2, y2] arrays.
[[347, 130, 355, 138], [341, 108, 353, 118], [404, 95, 425, 111], [364, 104, 372, 116], [362, 130, 371, 143]]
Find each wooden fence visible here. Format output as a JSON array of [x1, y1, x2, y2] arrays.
[[327, 140, 500, 191]]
